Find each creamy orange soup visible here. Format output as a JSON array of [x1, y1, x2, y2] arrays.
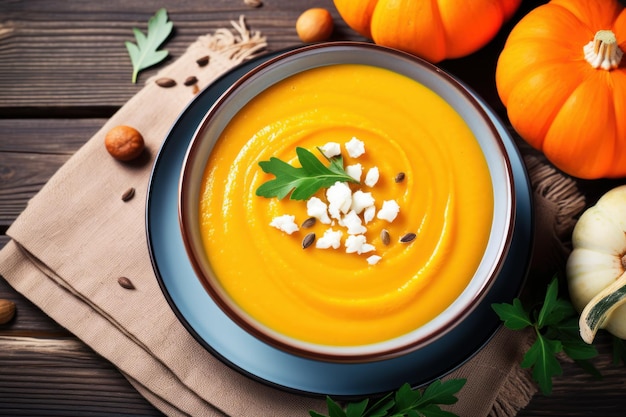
[[199, 64, 494, 346]]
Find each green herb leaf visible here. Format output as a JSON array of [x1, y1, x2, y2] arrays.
[[521, 333, 562, 395], [491, 276, 600, 396], [550, 316, 598, 361], [492, 298, 532, 330], [345, 399, 369, 417], [256, 147, 358, 201], [536, 278, 561, 327], [419, 379, 467, 406], [309, 379, 465, 417], [125, 8, 173, 83]]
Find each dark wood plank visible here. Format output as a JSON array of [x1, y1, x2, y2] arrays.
[[0, 119, 98, 154], [0, 336, 163, 416], [519, 333, 626, 416], [0, 0, 363, 112], [0, 119, 100, 230], [0, 274, 69, 336]]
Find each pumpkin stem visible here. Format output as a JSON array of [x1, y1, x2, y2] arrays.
[[584, 30, 623, 70]]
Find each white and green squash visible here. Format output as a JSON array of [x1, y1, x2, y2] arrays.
[[566, 185, 626, 344]]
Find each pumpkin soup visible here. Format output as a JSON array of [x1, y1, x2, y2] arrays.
[[198, 64, 494, 346]]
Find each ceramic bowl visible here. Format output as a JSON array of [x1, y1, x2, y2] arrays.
[[179, 42, 515, 363]]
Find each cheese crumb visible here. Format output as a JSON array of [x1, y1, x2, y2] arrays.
[[265, 140, 405, 265], [366, 255, 382, 265], [270, 214, 299, 235], [307, 197, 331, 224], [343, 210, 367, 235], [345, 234, 375, 254], [364, 167, 379, 187], [326, 181, 352, 219], [377, 200, 400, 222], [320, 142, 341, 158], [363, 205, 376, 224], [345, 137, 365, 158], [316, 228, 343, 249], [346, 163, 363, 182], [350, 190, 375, 214]]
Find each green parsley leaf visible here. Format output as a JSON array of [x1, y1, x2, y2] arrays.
[[256, 147, 358, 201], [125, 8, 173, 83], [491, 276, 599, 396], [521, 333, 562, 395], [492, 298, 532, 330], [309, 379, 466, 417], [549, 316, 598, 361]]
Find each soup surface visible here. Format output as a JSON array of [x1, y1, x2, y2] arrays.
[[199, 64, 494, 346]]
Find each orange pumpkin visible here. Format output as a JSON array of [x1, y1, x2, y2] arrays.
[[333, 0, 521, 62], [496, 0, 626, 179]]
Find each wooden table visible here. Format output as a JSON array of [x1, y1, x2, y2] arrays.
[[1, 1, 625, 415]]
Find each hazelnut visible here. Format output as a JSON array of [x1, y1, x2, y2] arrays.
[[104, 125, 145, 161], [0, 299, 16, 325], [296, 8, 334, 43]]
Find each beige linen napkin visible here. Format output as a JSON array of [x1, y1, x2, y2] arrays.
[[0, 17, 585, 417]]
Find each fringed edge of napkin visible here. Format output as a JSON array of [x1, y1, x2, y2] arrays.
[[196, 15, 268, 61], [523, 150, 587, 282], [488, 328, 537, 417], [523, 153, 586, 240]]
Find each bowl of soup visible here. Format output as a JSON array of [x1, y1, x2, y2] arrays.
[[179, 42, 515, 363]]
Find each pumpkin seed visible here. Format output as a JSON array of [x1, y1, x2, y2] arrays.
[[117, 277, 135, 290], [184, 76, 198, 86], [196, 56, 210, 67], [302, 233, 316, 249], [121, 187, 135, 202], [301, 217, 316, 228], [155, 77, 176, 88], [400, 232, 416, 243], [380, 229, 391, 245]]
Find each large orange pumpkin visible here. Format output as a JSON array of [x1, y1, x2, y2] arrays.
[[333, 0, 521, 62], [496, 0, 626, 179]]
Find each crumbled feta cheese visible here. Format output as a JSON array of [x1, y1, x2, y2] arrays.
[[316, 228, 343, 249], [377, 200, 400, 222], [265, 140, 400, 266], [307, 196, 331, 224], [269, 214, 299, 235], [345, 137, 365, 158], [364, 167, 379, 187], [366, 255, 382, 265], [350, 190, 375, 214], [343, 210, 367, 235], [326, 181, 352, 219], [346, 163, 363, 182], [362, 243, 376, 253], [363, 205, 376, 224], [345, 234, 375, 254], [320, 142, 341, 158]]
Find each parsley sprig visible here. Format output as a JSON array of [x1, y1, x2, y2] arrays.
[[309, 379, 466, 417], [256, 147, 358, 200], [125, 8, 174, 83], [492, 277, 598, 395]]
